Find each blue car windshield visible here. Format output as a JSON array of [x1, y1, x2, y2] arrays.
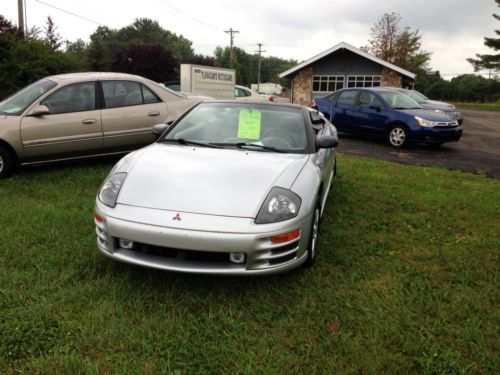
[[0, 79, 57, 116], [164, 103, 308, 153], [379, 91, 422, 110]]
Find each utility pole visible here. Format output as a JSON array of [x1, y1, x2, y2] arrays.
[[255, 43, 266, 93], [224, 28, 239, 67], [17, 0, 25, 37]]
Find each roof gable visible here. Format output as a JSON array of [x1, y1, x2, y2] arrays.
[[279, 42, 416, 79]]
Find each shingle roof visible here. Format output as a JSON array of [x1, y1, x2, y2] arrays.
[[279, 42, 416, 80]]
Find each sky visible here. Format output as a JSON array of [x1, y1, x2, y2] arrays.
[[2, 0, 499, 79]]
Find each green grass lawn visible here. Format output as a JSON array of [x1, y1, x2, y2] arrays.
[[0, 155, 498, 374], [453, 102, 500, 111]]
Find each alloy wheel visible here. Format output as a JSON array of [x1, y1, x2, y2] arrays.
[[389, 127, 407, 147], [310, 208, 320, 260], [0, 155, 4, 174]]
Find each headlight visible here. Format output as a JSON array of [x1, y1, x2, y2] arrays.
[[255, 187, 301, 224], [98, 173, 127, 207], [415, 116, 438, 128]]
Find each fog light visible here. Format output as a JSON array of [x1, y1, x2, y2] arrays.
[[229, 252, 246, 264], [119, 239, 135, 249]]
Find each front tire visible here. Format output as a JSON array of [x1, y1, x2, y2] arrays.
[[0, 145, 16, 179], [304, 205, 321, 268], [387, 125, 409, 148]]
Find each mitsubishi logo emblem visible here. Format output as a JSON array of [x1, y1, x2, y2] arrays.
[[172, 213, 181, 221]]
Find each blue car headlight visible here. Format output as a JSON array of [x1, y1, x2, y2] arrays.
[[98, 173, 127, 207], [415, 116, 438, 128], [255, 187, 301, 224]]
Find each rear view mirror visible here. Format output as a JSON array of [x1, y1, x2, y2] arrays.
[[31, 105, 50, 116], [316, 135, 339, 149], [370, 104, 382, 112], [152, 123, 170, 137]]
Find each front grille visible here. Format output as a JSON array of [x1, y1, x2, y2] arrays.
[[434, 121, 459, 128], [124, 242, 237, 265]]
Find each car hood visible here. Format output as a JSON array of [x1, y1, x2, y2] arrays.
[[423, 100, 455, 110], [419, 100, 455, 111], [116, 143, 309, 217], [399, 108, 456, 122]]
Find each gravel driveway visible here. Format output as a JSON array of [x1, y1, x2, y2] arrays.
[[336, 109, 500, 179]]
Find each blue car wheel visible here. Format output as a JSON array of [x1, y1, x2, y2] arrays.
[[388, 125, 409, 148]]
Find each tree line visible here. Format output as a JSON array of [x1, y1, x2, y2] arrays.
[[0, 16, 296, 100], [363, 10, 499, 103]]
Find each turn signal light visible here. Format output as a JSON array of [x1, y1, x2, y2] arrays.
[[94, 212, 104, 223], [271, 229, 301, 244]]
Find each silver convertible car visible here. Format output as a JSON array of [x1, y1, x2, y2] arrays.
[[94, 102, 338, 275]]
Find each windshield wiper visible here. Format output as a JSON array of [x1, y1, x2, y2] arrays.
[[161, 138, 222, 149], [213, 142, 286, 153]]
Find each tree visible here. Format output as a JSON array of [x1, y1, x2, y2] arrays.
[[0, 15, 18, 35], [363, 12, 431, 74], [44, 16, 62, 50], [112, 44, 178, 82], [214, 46, 296, 87], [84, 18, 195, 72], [0, 14, 81, 99], [467, 0, 500, 72]]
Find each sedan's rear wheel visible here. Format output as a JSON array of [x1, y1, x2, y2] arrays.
[[0, 145, 16, 179], [388, 125, 409, 148], [304, 205, 321, 267]]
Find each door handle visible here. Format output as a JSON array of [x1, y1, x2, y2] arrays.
[[82, 118, 97, 125], [148, 111, 161, 117]]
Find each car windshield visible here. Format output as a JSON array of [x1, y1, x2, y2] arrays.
[[379, 91, 422, 110], [163, 103, 308, 153], [409, 90, 428, 103], [0, 79, 57, 116]]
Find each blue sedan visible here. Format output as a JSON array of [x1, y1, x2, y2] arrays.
[[312, 88, 462, 147]]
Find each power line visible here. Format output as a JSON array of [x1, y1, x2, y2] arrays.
[[56, 0, 118, 26], [34, 0, 106, 26], [156, 0, 220, 32]]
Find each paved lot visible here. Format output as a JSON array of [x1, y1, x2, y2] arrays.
[[336, 109, 500, 179]]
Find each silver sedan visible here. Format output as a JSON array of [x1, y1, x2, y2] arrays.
[[94, 101, 338, 275]]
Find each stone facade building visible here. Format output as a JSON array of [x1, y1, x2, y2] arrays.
[[279, 42, 416, 105]]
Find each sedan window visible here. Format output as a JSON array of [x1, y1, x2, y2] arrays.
[[337, 90, 358, 105], [102, 81, 141, 108], [41, 82, 96, 114], [142, 85, 161, 104], [359, 92, 383, 107], [0, 79, 57, 115]]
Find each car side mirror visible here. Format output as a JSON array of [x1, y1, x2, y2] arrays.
[[152, 123, 171, 137], [31, 105, 50, 116], [369, 104, 382, 112], [310, 110, 324, 125], [316, 135, 339, 149]]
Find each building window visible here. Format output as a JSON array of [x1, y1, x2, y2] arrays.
[[347, 75, 381, 88], [312, 75, 345, 93]]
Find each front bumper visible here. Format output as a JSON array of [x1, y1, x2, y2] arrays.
[[94, 203, 312, 275], [412, 126, 462, 144]]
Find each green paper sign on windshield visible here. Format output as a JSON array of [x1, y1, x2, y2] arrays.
[[238, 109, 261, 140]]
